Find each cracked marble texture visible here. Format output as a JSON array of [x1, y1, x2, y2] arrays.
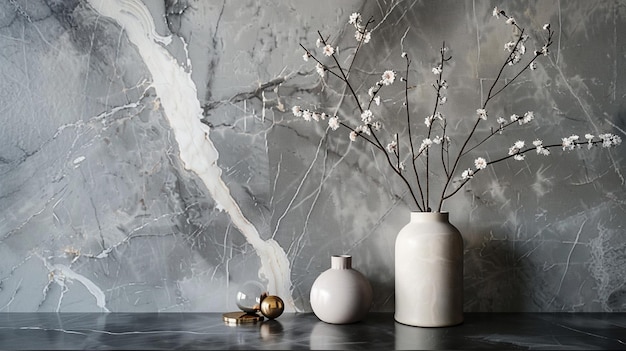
[[0, 0, 624, 313]]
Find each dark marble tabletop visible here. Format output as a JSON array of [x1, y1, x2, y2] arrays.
[[0, 312, 624, 350]]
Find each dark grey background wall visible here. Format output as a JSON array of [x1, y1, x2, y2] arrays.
[[0, 0, 624, 312]]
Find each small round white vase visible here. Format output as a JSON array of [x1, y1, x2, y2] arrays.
[[395, 212, 464, 327], [310, 255, 373, 324]]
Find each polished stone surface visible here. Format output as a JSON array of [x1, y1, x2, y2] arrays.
[[1, 1, 625, 314], [0, 313, 625, 350]]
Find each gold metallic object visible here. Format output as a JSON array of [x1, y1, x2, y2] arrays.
[[222, 312, 263, 325], [260, 295, 284, 319]]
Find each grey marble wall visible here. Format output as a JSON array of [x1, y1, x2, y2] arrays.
[[0, 0, 624, 313]]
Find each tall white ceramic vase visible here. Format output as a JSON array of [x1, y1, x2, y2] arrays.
[[395, 212, 464, 327], [310, 255, 373, 324]]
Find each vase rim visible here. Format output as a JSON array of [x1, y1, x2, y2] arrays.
[[409, 211, 449, 220], [330, 255, 352, 269]]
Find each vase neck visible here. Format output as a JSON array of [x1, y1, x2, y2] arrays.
[[410, 211, 449, 222], [331, 255, 352, 269]]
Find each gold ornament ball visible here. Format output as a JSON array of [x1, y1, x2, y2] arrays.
[[260, 295, 284, 319]]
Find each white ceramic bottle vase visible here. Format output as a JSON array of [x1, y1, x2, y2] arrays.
[[395, 212, 464, 327], [310, 255, 373, 324]]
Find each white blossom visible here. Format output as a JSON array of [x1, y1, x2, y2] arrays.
[[532, 139, 543, 147], [374, 96, 381, 106], [515, 140, 525, 149], [477, 108, 487, 120], [474, 157, 487, 170], [462, 168, 474, 179], [510, 114, 520, 122], [381, 70, 396, 85], [439, 96, 447, 105], [328, 116, 340, 130], [372, 121, 382, 131], [312, 112, 321, 121], [323, 44, 335, 57], [506, 17, 516, 25], [543, 23, 550, 31], [302, 110, 312, 121], [315, 38, 322, 48], [425, 115, 433, 128], [504, 41, 517, 52], [368, 87, 376, 97], [387, 140, 397, 153], [492, 6, 501, 18], [316, 63, 325, 77], [432, 65, 442, 75], [513, 154, 525, 161], [349, 131, 358, 142], [360, 110, 373, 124], [496, 116, 507, 124], [521, 111, 534, 124], [401, 52, 407, 58], [355, 30, 371, 43], [292, 105, 302, 117], [399, 162, 406, 171], [433, 135, 443, 144], [419, 138, 433, 153], [530, 62, 537, 70], [584, 134, 595, 149], [349, 12, 361, 26], [302, 52, 309, 61], [355, 125, 370, 136]]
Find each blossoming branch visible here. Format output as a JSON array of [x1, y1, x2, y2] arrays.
[[292, 8, 621, 212]]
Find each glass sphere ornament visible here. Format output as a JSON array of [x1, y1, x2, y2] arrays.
[[236, 281, 267, 313], [224, 280, 285, 325]]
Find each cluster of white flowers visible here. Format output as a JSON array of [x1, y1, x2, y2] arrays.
[[508, 140, 526, 161], [315, 63, 325, 77], [349, 124, 374, 142], [493, 111, 535, 135], [461, 157, 488, 180], [504, 34, 529, 66], [521, 111, 534, 124], [561, 133, 622, 150], [533, 139, 551, 155], [418, 138, 433, 153], [493, 6, 550, 64], [349, 12, 371, 44], [292, 105, 341, 129], [425, 112, 444, 128], [360, 109, 373, 124], [561, 134, 579, 151], [599, 133, 622, 148]]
